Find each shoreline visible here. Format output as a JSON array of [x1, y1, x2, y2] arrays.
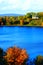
[[0, 25, 43, 28]]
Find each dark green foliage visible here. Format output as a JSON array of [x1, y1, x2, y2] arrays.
[[26, 13, 32, 18], [0, 48, 7, 65], [23, 22, 29, 25], [10, 21, 14, 25], [14, 20, 20, 24], [33, 56, 43, 65], [2, 17, 6, 25]]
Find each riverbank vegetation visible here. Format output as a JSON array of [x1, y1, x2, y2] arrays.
[[0, 46, 43, 65], [0, 12, 43, 26]]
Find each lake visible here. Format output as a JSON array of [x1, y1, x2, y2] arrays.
[[0, 26, 43, 58]]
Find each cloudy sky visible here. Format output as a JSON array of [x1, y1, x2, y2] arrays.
[[0, 0, 43, 14]]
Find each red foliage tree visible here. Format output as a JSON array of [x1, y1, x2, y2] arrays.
[[4, 46, 28, 65]]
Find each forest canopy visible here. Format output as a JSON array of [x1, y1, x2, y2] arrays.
[[0, 12, 43, 26]]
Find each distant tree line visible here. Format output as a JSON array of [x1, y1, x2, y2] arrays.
[[0, 46, 43, 65], [0, 12, 43, 26]]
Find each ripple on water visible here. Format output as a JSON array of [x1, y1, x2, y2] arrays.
[[0, 26, 43, 58]]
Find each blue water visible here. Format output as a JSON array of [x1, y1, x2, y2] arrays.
[[0, 26, 43, 58]]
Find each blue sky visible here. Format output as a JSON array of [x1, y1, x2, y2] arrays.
[[0, 0, 43, 14]]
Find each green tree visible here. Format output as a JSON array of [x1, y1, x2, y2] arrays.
[[26, 13, 32, 18], [34, 55, 43, 65]]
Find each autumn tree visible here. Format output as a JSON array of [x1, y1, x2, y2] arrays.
[[0, 17, 3, 25], [4, 46, 28, 65]]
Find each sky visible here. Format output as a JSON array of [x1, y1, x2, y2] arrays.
[[0, 0, 43, 14]]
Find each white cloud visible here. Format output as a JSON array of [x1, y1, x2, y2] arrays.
[[31, 0, 43, 10], [1, 0, 23, 10], [21, 0, 31, 10], [8, 0, 31, 10], [0, 0, 3, 3], [8, 0, 20, 4], [1, 0, 31, 11], [0, 0, 43, 14]]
